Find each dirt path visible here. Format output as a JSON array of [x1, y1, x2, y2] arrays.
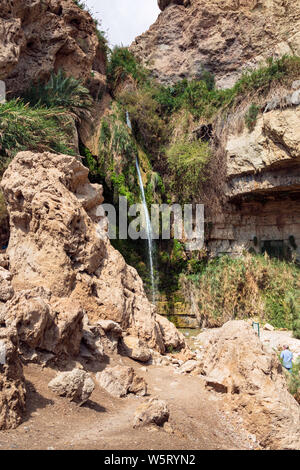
[[0, 355, 255, 450]]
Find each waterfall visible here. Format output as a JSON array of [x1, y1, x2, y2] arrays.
[[126, 112, 156, 304]]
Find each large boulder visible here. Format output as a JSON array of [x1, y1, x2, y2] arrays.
[[48, 369, 95, 405], [201, 321, 300, 450], [156, 314, 186, 351], [121, 336, 152, 363], [1, 151, 184, 354], [0, 328, 26, 430], [96, 365, 147, 398]]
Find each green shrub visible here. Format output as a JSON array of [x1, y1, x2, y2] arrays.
[[167, 139, 211, 203], [119, 88, 167, 158], [292, 293, 300, 339], [107, 47, 148, 90], [0, 99, 76, 162], [23, 69, 92, 117]]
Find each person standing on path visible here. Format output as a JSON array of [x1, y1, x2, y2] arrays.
[[280, 345, 293, 373]]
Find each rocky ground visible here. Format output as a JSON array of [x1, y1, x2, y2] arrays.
[[0, 321, 299, 451], [0, 356, 254, 450]]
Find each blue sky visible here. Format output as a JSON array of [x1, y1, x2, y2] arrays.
[[85, 0, 160, 47]]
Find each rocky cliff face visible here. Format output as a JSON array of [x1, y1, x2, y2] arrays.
[[131, 0, 300, 88], [1, 151, 184, 353], [209, 83, 300, 261], [0, 0, 106, 96]]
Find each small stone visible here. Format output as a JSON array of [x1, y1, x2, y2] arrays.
[[264, 323, 275, 331]]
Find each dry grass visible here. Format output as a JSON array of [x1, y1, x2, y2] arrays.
[[180, 253, 300, 328]]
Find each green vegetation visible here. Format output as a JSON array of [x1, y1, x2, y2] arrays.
[[150, 55, 300, 121], [107, 47, 149, 90], [292, 298, 300, 339], [23, 69, 92, 118], [119, 88, 167, 159], [0, 99, 76, 162], [182, 254, 299, 328], [167, 139, 211, 203], [0, 98, 77, 224]]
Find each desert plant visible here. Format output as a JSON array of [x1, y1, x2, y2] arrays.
[[23, 70, 92, 117]]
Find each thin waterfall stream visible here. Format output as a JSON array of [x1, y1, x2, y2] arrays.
[[126, 112, 156, 304]]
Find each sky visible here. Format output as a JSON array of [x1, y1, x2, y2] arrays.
[[85, 0, 160, 47]]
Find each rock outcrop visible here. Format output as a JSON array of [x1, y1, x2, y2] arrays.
[[131, 0, 300, 88], [0, 0, 106, 96], [199, 321, 300, 450], [0, 151, 183, 355]]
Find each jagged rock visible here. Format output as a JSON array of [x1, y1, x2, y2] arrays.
[[0, 328, 26, 430], [96, 365, 147, 398], [132, 0, 300, 88], [1, 151, 182, 354], [133, 398, 170, 428], [48, 369, 95, 405], [0, 0, 106, 96], [0, 267, 14, 302], [122, 336, 152, 363], [201, 321, 300, 450], [81, 325, 104, 358], [3, 288, 84, 357]]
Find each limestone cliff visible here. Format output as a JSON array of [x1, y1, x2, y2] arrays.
[[209, 84, 300, 261], [0, 151, 184, 354], [0, 0, 106, 96], [131, 0, 300, 88]]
